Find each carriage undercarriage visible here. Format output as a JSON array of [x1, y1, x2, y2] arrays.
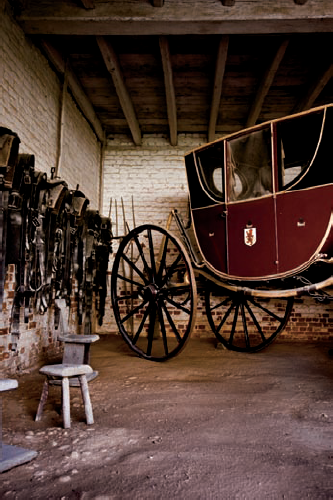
[[111, 214, 332, 361]]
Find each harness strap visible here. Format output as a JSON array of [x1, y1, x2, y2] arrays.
[[0, 129, 20, 315], [9, 154, 35, 342], [0, 189, 8, 312]]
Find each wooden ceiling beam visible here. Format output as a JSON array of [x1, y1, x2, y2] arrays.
[[96, 36, 142, 146], [208, 36, 229, 143], [159, 36, 177, 146], [40, 39, 104, 142], [293, 62, 333, 113], [151, 0, 164, 6], [16, 1, 333, 35], [246, 38, 289, 127]]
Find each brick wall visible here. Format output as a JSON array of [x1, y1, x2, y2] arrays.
[[102, 134, 205, 230], [2, 3, 101, 208], [1, 4, 102, 374]]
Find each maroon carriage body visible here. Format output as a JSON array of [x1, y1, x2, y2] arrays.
[[185, 104, 333, 283]]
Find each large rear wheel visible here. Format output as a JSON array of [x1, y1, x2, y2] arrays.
[[111, 224, 197, 361]]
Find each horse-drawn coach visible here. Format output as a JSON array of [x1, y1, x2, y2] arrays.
[[111, 104, 333, 360]]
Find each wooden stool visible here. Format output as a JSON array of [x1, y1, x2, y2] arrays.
[[35, 364, 94, 429]]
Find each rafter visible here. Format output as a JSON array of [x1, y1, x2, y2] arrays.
[[208, 35, 229, 143], [16, 1, 333, 35], [96, 36, 142, 146], [40, 39, 104, 142], [159, 36, 177, 146], [151, 0, 164, 6], [293, 62, 333, 113], [246, 38, 289, 128]]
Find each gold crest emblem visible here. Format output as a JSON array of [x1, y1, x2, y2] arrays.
[[244, 227, 257, 246]]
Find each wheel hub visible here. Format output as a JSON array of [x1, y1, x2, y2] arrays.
[[144, 283, 159, 301]]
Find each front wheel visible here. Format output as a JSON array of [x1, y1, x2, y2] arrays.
[[111, 224, 197, 361], [205, 286, 294, 353]]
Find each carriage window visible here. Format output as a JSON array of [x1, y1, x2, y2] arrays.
[[227, 127, 273, 201], [195, 144, 224, 201], [277, 109, 325, 189]]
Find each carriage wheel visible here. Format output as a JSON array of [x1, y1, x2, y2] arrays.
[[205, 286, 294, 353], [111, 224, 197, 361]]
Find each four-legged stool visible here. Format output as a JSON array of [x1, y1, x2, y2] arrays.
[[35, 364, 94, 429]]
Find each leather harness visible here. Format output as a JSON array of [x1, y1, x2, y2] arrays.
[[1, 128, 112, 349]]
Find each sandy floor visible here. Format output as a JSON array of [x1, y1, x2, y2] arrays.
[[1, 334, 333, 499]]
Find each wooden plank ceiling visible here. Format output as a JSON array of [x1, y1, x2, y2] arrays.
[[8, 0, 333, 145]]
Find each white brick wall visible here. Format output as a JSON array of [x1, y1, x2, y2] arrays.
[[103, 134, 206, 232], [2, 3, 101, 209]]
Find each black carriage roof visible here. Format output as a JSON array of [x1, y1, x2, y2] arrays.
[[184, 103, 333, 210], [185, 103, 332, 157]]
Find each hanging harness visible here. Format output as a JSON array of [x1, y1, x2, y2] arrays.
[[1, 129, 112, 348]]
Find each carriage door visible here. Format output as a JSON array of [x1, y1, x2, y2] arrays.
[[226, 126, 279, 279]]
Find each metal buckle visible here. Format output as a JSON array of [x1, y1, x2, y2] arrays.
[[31, 216, 40, 227], [8, 190, 22, 209]]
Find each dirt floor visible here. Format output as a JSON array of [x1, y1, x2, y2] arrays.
[[1, 334, 333, 499]]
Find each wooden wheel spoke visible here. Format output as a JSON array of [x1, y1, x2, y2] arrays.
[[158, 303, 169, 357], [116, 272, 144, 290], [244, 300, 265, 342], [210, 295, 232, 313], [120, 297, 149, 324], [132, 232, 151, 278], [121, 252, 148, 284], [160, 300, 182, 342], [241, 303, 250, 350], [157, 236, 169, 282], [115, 291, 138, 304], [146, 305, 157, 357], [164, 294, 191, 315], [161, 254, 183, 287], [216, 302, 235, 334], [147, 229, 157, 279], [228, 302, 239, 346], [248, 297, 284, 323], [132, 303, 151, 344]]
